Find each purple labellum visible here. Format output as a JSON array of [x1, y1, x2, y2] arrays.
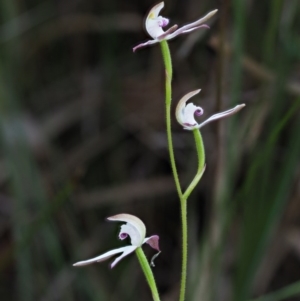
[[119, 233, 128, 240], [195, 108, 204, 116], [158, 17, 169, 27]]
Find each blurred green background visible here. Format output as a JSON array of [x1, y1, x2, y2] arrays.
[[0, 0, 300, 300]]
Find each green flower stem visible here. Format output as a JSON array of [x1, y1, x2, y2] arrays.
[[160, 40, 182, 198], [160, 40, 206, 301], [179, 130, 205, 301], [135, 247, 161, 301], [160, 40, 189, 301], [179, 197, 188, 301], [183, 129, 206, 200], [160, 40, 173, 88]]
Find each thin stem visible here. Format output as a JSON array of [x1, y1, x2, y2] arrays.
[[160, 40, 173, 85], [160, 40, 182, 197], [179, 130, 205, 301], [160, 40, 189, 301], [179, 197, 187, 301], [135, 247, 161, 301], [183, 129, 206, 199]]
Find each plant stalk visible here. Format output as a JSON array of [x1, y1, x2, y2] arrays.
[[136, 247, 161, 301]]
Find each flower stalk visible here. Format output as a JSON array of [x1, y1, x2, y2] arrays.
[[161, 41, 182, 199], [183, 130, 206, 200], [136, 247, 161, 301], [159, 39, 189, 301]]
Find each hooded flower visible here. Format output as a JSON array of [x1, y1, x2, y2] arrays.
[[133, 2, 217, 52], [176, 89, 246, 130], [73, 214, 160, 268]]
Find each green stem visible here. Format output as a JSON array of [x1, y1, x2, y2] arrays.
[[160, 40, 173, 85], [160, 40, 182, 197], [135, 247, 160, 301], [160, 40, 206, 301], [179, 130, 205, 301], [183, 130, 206, 199], [179, 197, 188, 301], [160, 40, 189, 301]]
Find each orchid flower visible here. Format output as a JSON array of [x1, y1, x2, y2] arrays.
[[176, 89, 246, 130], [133, 2, 217, 52], [73, 213, 160, 268]]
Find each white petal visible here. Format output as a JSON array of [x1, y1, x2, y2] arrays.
[[196, 104, 246, 129], [145, 2, 165, 38], [108, 213, 146, 243], [175, 89, 201, 126], [183, 103, 200, 126], [73, 246, 130, 267], [110, 245, 137, 268], [120, 223, 143, 246]]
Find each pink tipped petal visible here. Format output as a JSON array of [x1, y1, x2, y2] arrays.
[[166, 9, 217, 41], [107, 213, 146, 243], [133, 39, 159, 52], [144, 235, 160, 251], [73, 246, 129, 267], [110, 245, 137, 268], [167, 24, 209, 40], [178, 9, 217, 32], [197, 104, 246, 129], [181, 24, 210, 33]]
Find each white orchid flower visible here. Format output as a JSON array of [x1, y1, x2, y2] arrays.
[[133, 2, 217, 52], [73, 214, 160, 268], [176, 89, 246, 130]]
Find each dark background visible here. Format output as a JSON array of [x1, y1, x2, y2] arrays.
[[0, 0, 300, 300]]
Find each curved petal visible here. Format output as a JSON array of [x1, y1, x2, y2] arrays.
[[181, 24, 210, 34], [145, 2, 166, 39], [196, 104, 246, 129], [133, 39, 159, 52], [157, 24, 178, 40], [110, 245, 137, 268], [73, 246, 130, 267], [108, 214, 146, 244], [167, 24, 209, 40], [167, 9, 217, 40], [175, 89, 201, 126], [143, 235, 160, 251], [119, 223, 143, 246]]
